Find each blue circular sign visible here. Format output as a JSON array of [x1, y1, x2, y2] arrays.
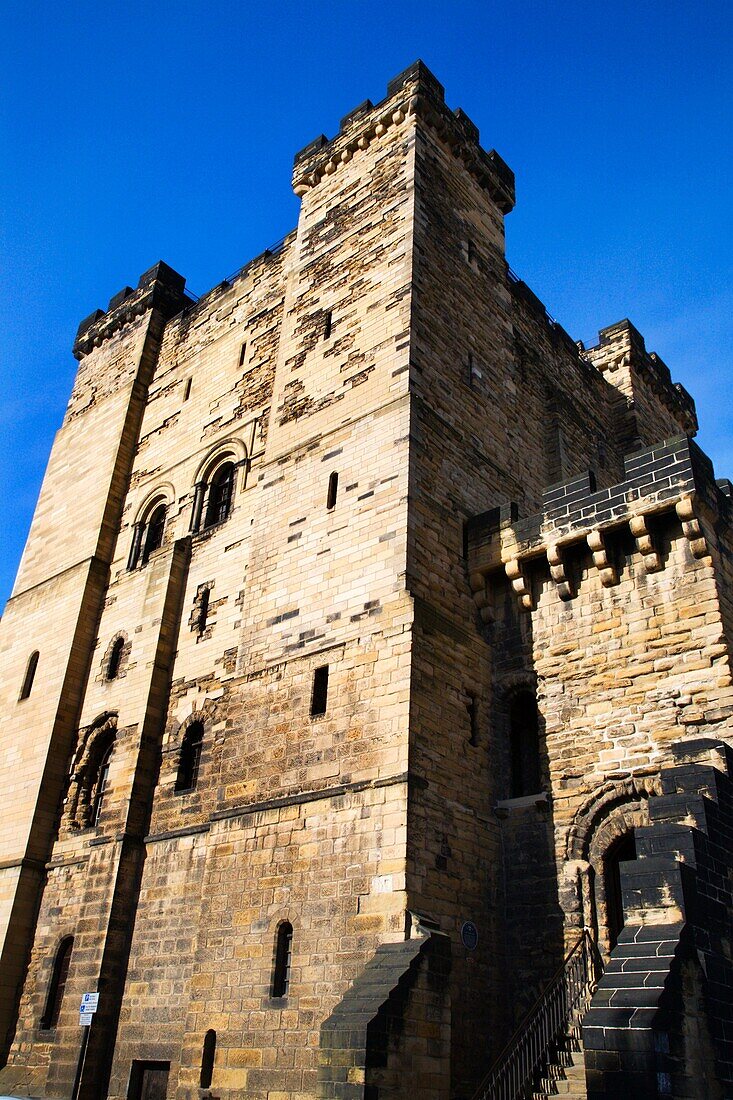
[[461, 921, 478, 950]]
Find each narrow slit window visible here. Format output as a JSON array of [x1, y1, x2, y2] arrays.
[[310, 665, 329, 717], [41, 936, 73, 1030], [467, 353, 475, 388], [183, 377, 192, 401], [467, 239, 476, 264], [107, 637, 125, 681], [175, 721, 204, 793], [238, 342, 247, 367], [323, 310, 332, 340], [200, 1029, 216, 1089], [466, 694, 478, 746], [326, 471, 339, 511], [197, 588, 210, 636], [272, 921, 293, 998], [19, 650, 39, 701]]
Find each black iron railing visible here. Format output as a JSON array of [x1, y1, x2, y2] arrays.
[[472, 930, 603, 1100]]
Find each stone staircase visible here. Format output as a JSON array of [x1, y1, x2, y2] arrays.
[[531, 1022, 587, 1100], [470, 932, 599, 1100]]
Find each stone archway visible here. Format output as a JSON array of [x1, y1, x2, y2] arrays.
[[563, 776, 660, 955]]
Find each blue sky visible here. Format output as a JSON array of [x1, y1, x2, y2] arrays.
[[1, 1, 731, 609]]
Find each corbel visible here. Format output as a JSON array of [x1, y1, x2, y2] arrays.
[[547, 542, 573, 601], [629, 514, 662, 572], [469, 572, 494, 625], [675, 497, 708, 559], [505, 558, 533, 611], [586, 529, 618, 587]]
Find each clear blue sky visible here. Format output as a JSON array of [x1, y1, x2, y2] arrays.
[[1, 1, 731, 609]]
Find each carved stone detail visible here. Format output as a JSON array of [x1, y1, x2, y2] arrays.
[[629, 514, 662, 572], [547, 542, 574, 600], [505, 558, 533, 611], [675, 496, 708, 559], [586, 530, 618, 587]]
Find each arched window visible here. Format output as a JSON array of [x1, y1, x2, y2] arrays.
[[175, 721, 204, 793], [204, 463, 234, 529], [509, 691, 541, 798], [106, 637, 125, 681], [141, 503, 166, 564], [271, 921, 293, 998], [603, 830, 637, 948], [19, 650, 39, 700], [90, 741, 114, 826], [200, 1029, 217, 1089], [41, 936, 73, 1030], [128, 499, 167, 569]]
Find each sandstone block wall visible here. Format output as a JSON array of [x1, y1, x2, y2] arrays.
[[0, 60, 726, 1100]]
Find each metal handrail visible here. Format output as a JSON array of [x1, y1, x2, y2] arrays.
[[472, 930, 603, 1100]]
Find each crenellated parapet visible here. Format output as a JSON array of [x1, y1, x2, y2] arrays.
[[583, 318, 698, 440], [72, 260, 191, 360], [466, 436, 729, 618], [291, 59, 515, 213]]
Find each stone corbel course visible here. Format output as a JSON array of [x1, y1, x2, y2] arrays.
[[466, 435, 728, 614]]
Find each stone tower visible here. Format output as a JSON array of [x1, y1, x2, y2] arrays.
[[0, 62, 731, 1100]]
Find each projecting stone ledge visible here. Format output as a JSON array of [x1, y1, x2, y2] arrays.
[[466, 435, 731, 615]]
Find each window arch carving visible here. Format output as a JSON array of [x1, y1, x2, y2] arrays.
[[65, 714, 118, 830], [128, 491, 171, 569], [190, 443, 246, 534], [40, 936, 73, 1030]]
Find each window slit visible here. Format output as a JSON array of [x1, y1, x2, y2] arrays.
[[310, 666, 329, 717]]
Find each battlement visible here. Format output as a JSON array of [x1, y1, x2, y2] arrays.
[[292, 59, 515, 213], [584, 317, 697, 435], [467, 435, 728, 613], [73, 260, 191, 360]]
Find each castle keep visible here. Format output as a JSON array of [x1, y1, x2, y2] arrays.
[[0, 61, 731, 1100]]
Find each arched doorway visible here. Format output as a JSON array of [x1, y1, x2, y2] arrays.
[[602, 830, 637, 948]]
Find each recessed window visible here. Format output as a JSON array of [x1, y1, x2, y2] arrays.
[[200, 1029, 216, 1089], [467, 239, 476, 264], [310, 665, 329, 717], [106, 637, 125, 681], [40, 936, 73, 1030], [91, 741, 114, 826], [19, 650, 39, 701], [204, 463, 235, 529], [323, 310, 332, 340], [271, 921, 293, 998], [326, 472, 339, 511], [466, 693, 479, 746], [509, 691, 541, 797], [183, 377, 192, 401], [128, 500, 167, 569], [238, 342, 247, 367], [175, 721, 204, 793], [197, 588, 210, 636]]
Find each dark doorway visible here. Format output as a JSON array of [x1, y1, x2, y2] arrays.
[[128, 1061, 170, 1100], [603, 831, 637, 948]]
